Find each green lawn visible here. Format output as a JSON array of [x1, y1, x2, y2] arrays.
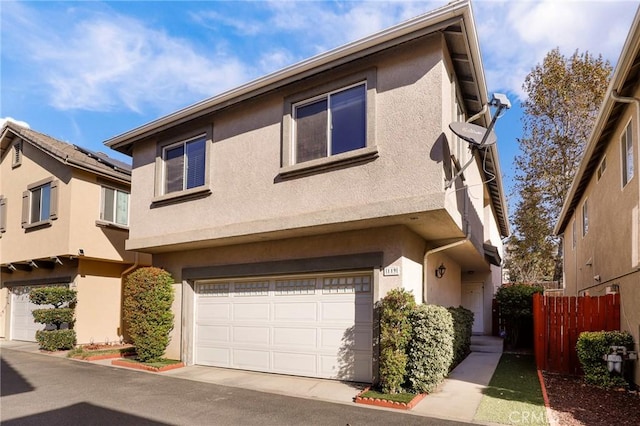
[[474, 354, 547, 425]]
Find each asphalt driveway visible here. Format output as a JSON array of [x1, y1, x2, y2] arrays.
[[1, 349, 471, 425]]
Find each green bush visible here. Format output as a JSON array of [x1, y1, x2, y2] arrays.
[[377, 288, 416, 394], [36, 329, 76, 351], [406, 305, 454, 393], [448, 306, 474, 368], [32, 308, 75, 327], [123, 267, 175, 362], [576, 331, 634, 389], [29, 287, 77, 308], [496, 284, 543, 347]]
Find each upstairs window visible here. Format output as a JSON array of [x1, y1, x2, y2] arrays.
[[621, 121, 634, 187], [22, 178, 58, 228], [582, 199, 589, 237], [293, 83, 366, 164], [163, 135, 206, 194], [101, 186, 129, 226], [0, 195, 6, 235], [597, 156, 606, 181]]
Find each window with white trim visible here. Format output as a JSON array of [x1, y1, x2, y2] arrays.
[[162, 135, 206, 194], [293, 83, 366, 164], [100, 186, 129, 226], [621, 121, 634, 187], [582, 199, 589, 237]]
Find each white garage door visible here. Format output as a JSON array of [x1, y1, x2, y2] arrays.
[[195, 273, 373, 382], [11, 286, 43, 342]]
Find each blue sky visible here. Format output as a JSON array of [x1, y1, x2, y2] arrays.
[[2, 0, 638, 201]]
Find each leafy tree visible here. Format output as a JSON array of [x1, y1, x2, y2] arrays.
[[509, 48, 612, 283], [30, 286, 77, 351]]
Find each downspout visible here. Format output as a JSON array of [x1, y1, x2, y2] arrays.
[[611, 91, 640, 269], [118, 252, 139, 340]]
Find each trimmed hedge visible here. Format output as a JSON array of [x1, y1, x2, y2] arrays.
[[32, 308, 75, 327], [576, 331, 634, 389], [448, 306, 474, 368], [377, 288, 416, 394], [36, 329, 76, 351], [406, 305, 454, 393], [123, 267, 175, 362]]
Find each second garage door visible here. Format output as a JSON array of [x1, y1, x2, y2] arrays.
[[194, 273, 373, 382]]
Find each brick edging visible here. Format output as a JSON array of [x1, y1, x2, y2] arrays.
[[354, 387, 427, 410], [111, 359, 185, 372], [537, 369, 557, 426]]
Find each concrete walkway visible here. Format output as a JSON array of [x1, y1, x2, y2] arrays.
[[1, 336, 503, 422]]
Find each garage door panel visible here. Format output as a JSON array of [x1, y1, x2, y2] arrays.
[[197, 303, 231, 320], [320, 301, 357, 322], [197, 346, 230, 366], [233, 349, 270, 370], [273, 327, 317, 347], [273, 351, 317, 375], [233, 303, 270, 320], [233, 326, 270, 345], [197, 325, 230, 342], [273, 302, 318, 321]]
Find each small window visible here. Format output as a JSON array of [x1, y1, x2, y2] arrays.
[[101, 186, 129, 226], [622, 121, 634, 187], [12, 140, 22, 167], [293, 83, 366, 164], [0, 195, 6, 235], [597, 156, 606, 181], [582, 199, 589, 237], [163, 136, 206, 194], [22, 178, 58, 228]]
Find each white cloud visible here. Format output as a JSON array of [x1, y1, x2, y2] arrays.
[[0, 117, 31, 129], [474, 0, 638, 99], [2, 4, 250, 114]]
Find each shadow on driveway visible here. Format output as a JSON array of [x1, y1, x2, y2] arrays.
[[1, 357, 35, 397]]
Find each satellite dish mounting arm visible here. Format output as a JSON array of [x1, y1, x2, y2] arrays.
[[445, 93, 510, 189]]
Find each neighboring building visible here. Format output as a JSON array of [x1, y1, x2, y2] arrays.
[[0, 122, 150, 345], [105, 0, 509, 383], [555, 8, 640, 383]]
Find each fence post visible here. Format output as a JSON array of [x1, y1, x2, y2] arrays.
[[533, 293, 545, 370]]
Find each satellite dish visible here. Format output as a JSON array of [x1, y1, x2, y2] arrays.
[[449, 122, 497, 147]]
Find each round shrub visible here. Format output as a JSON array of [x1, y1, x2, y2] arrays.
[[123, 267, 175, 362], [406, 304, 454, 393], [29, 286, 77, 308], [377, 288, 416, 394], [576, 331, 634, 389]]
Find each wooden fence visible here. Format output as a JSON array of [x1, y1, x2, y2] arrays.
[[533, 293, 620, 375]]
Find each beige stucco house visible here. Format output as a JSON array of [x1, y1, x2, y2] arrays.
[[105, 0, 509, 383], [555, 7, 640, 384], [0, 122, 150, 345]]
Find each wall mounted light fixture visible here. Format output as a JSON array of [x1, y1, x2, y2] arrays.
[[435, 263, 446, 279]]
